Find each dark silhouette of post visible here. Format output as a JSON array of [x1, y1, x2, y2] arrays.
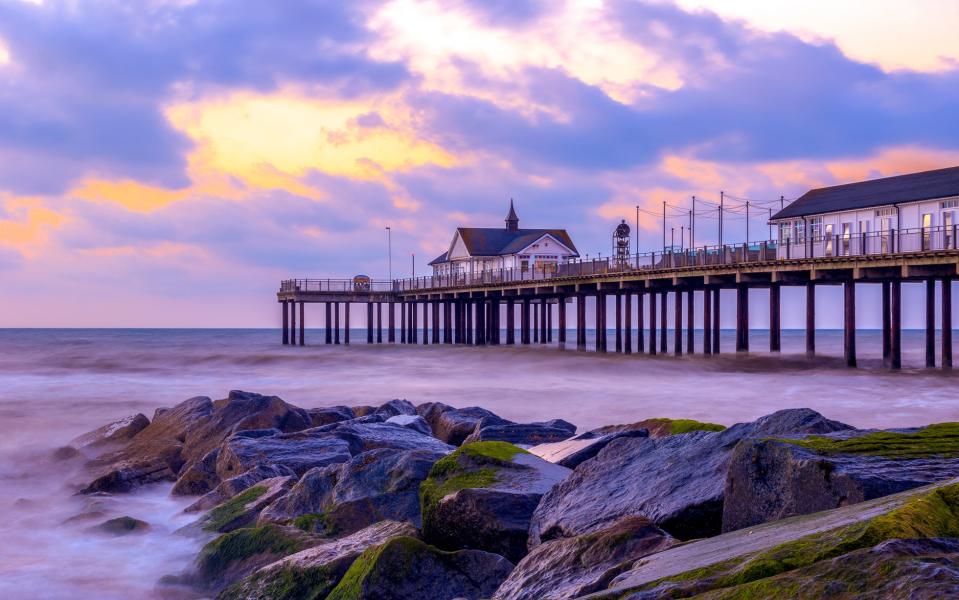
[[576, 295, 586, 351], [388, 301, 395, 343], [377, 303, 383, 343], [615, 293, 623, 352], [711, 289, 720, 353], [891, 280, 902, 369], [291, 300, 298, 345], [805, 283, 815, 356], [735, 284, 748, 352], [637, 291, 645, 353], [475, 299, 486, 345], [596, 293, 606, 353], [324, 302, 331, 344], [703, 288, 712, 354], [533, 301, 539, 343], [674, 290, 682, 355], [769, 283, 781, 352], [624, 292, 632, 354], [926, 279, 936, 368], [881, 282, 890, 365], [649, 291, 657, 355], [466, 302, 473, 345], [557, 298, 566, 346], [686, 289, 694, 354], [540, 300, 548, 345], [344, 302, 350, 344], [844, 281, 856, 367], [506, 299, 515, 344], [522, 298, 531, 345], [282, 301, 289, 345], [411, 301, 418, 344], [366, 303, 373, 344], [943, 278, 953, 369], [334, 302, 340, 345], [659, 292, 667, 353], [401, 301, 407, 343], [546, 301, 552, 343], [299, 302, 305, 346]]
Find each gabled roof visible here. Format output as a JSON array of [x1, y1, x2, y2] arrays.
[[428, 251, 448, 266], [451, 227, 578, 258], [771, 166, 959, 220]]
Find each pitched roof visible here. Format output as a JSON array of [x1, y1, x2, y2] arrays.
[[771, 166, 959, 220], [451, 227, 579, 259], [428, 251, 448, 266]]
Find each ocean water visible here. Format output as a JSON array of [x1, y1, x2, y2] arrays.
[[0, 328, 957, 599]]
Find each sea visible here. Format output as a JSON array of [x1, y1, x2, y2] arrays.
[[0, 328, 957, 599]]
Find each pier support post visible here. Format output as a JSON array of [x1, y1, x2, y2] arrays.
[[491, 298, 500, 345], [282, 301, 289, 345], [506, 299, 515, 344], [540, 299, 548, 345], [637, 291, 645, 353], [806, 282, 815, 356], [558, 297, 566, 346], [735, 284, 748, 352], [367, 303, 373, 344], [649, 291, 657, 355], [476, 299, 486, 345], [926, 279, 936, 368], [334, 302, 340, 345], [660, 292, 667, 354], [299, 302, 305, 346], [674, 290, 683, 355], [388, 301, 395, 343], [432, 301, 440, 344], [703, 289, 712, 355], [522, 299, 531, 345], [844, 281, 856, 367], [943, 278, 953, 369], [712, 289, 720, 354], [576, 295, 586, 351], [686, 289, 694, 355], [596, 293, 606, 352], [444, 301, 452, 344], [624, 293, 632, 354], [615, 293, 623, 353], [411, 301, 418, 344], [466, 302, 473, 345], [422, 301, 429, 345], [291, 300, 298, 345], [547, 302, 552, 343], [322, 302, 331, 345], [770, 283, 781, 352], [891, 280, 902, 369], [377, 303, 383, 343], [533, 301, 539, 343], [344, 302, 350, 344], [401, 301, 407, 344], [881, 282, 890, 365]]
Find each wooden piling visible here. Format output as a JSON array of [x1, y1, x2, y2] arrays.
[[615, 293, 623, 353], [926, 279, 936, 368], [299, 301, 305, 346], [558, 297, 566, 345], [466, 301, 472, 345], [377, 303, 383, 343], [476, 299, 486, 345], [596, 293, 605, 352], [547, 301, 552, 343], [712, 289, 720, 354], [703, 288, 712, 355], [444, 301, 452, 344], [576, 295, 586, 351], [735, 284, 748, 352], [366, 302, 373, 344], [844, 281, 856, 367], [334, 302, 340, 345], [637, 291, 645, 353], [624, 293, 632, 354], [522, 299, 531, 345], [674, 290, 682, 355], [540, 300, 548, 344], [686, 289, 694, 355], [769, 283, 781, 352], [388, 301, 395, 343], [891, 280, 902, 369], [291, 300, 298, 345], [649, 291, 657, 356], [282, 301, 289, 345], [344, 302, 350, 344], [881, 282, 890, 365], [422, 301, 429, 345], [401, 301, 407, 344], [943, 278, 953, 369], [660, 292, 667, 354], [805, 283, 815, 356], [506, 299, 516, 344], [411, 301, 418, 344]]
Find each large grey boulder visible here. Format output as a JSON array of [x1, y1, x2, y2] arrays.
[[82, 391, 310, 494], [529, 409, 853, 543], [421, 441, 570, 562], [492, 517, 675, 600], [530, 429, 649, 470], [68, 414, 150, 453], [385, 414, 433, 436], [373, 399, 417, 418], [185, 464, 296, 514], [722, 424, 959, 532], [307, 405, 355, 427], [215, 430, 353, 482], [224, 520, 418, 600], [463, 418, 577, 446], [259, 448, 446, 535], [199, 476, 295, 533], [325, 536, 513, 600], [317, 421, 455, 455], [418, 403, 511, 445]]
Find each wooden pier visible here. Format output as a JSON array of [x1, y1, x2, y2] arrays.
[[278, 229, 959, 370]]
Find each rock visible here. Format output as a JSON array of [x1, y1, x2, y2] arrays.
[[591, 418, 725, 439], [318, 421, 454, 456], [308, 406, 355, 427], [462, 420, 577, 446], [171, 447, 221, 496], [223, 520, 418, 600], [215, 431, 353, 483], [89, 516, 150, 536], [417, 403, 511, 445], [385, 414, 432, 436], [82, 391, 311, 494], [200, 476, 294, 533], [530, 429, 649, 470], [421, 441, 570, 562], [350, 405, 378, 417], [492, 517, 676, 600], [325, 536, 513, 600], [529, 408, 854, 544], [374, 399, 417, 418], [69, 414, 150, 452], [195, 524, 319, 593], [186, 464, 296, 514], [259, 448, 445, 535], [722, 423, 959, 533], [594, 477, 959, 598]]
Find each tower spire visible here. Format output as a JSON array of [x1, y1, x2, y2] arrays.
[[505, 198, 519, 231]]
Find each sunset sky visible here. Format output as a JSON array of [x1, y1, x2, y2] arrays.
[[2, 0, 959, 327]]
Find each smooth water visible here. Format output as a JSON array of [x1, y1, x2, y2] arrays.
[[0, 328, 957, 599]]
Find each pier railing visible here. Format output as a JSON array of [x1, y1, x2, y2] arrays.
[[389, 225, 959, 292], [279, 279, 394, 293]]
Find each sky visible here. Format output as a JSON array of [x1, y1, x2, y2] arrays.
[[2, 0, 959, 327]]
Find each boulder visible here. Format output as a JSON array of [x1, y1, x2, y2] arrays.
[[350, 405, 378, 417], [215, 431, 353, 482], [530, 429, 649, 470], [69, 414, 150, 452], [82, 391, 310, 494], [417, 403, 511, 445], [195, 524, 319, 593], [421, 441, 570, 562], [722, 423, 959, 533], [373, 399, 417, 418], [325, 536, 513, 600], [171, 447, 221, 496], [259, 448, 445, 535], [492, 517, 676, 600], [200, 476, 294, 533], [594, 477, 959, 598], [308, 406, 355, 427], [529, 409, 854, 544], [591, 417, 725, 439], [223, 520, 418, 600], [89, 515, 150, 536], [462, 419, 577, 446], [186, 464, 296, 514], [318, 421, 454, 455], [385, 414, 432, 436]]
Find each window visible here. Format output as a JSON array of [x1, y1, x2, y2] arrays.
[[778, 222, 791, 243], [945, 212, 955, 249], [794, 220, 805, 243], [824, 223, 834, 256], [922, 213, 933, 250], [941, 200, 959, 209], [809, 217, 823, 240], [841, 223, 852, 255], [875, 208, 896, 217]]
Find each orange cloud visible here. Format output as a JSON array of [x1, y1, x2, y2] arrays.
[[0, 197, 66, 256], [71, 179, 191, 212]]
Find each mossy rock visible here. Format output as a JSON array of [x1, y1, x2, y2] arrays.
[[326, 536, 512, 600], [777, 422, 959, 459], [203, 485, 268, 533], [197, 524, 314, 589], [218, 563, 340, 600], [620, 481, 959, 598], [90, 516, 150, 536]]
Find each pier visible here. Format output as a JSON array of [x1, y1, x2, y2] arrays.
[[278, 226, 959, 370]]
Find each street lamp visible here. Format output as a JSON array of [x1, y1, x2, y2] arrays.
[[635, 205, 639, 258], [411, 253, 415, 279], [385, 226, 392, 281]]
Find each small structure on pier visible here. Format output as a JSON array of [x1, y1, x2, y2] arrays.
[[429, 200, 579, 277]]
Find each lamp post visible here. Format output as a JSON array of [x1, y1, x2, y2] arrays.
[[385, 226, 392, 282], [635, 205, 639, 258]]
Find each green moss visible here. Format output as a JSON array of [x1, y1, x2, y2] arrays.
[[459, 440, 529, 462], [644, 418, 726, 435], [203, 486, 267, 532], [292, 513, 337, 535], [197, 524, 308, 580], [218, 563, 338, 600], [626, 482, 959, 598], [326, 536, 447, 600], [325, 539, 391, 600], [777, 422, 959, 459]]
